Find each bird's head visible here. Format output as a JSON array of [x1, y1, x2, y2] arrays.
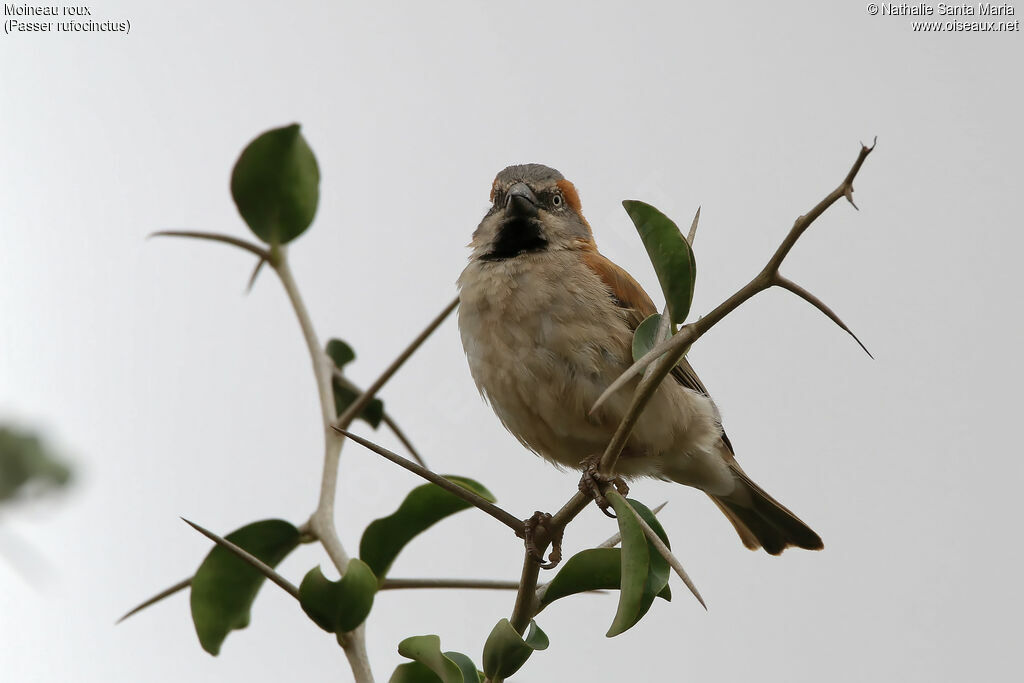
[[470, 163, 594, 261]]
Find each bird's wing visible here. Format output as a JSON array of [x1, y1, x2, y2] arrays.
[[581, 248, 737, 456]]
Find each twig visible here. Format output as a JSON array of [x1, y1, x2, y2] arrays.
[[333, 297, 459, 431], [501, 143, 876, 652], [336, 428, 523, 532], [117, 577, 192, 624], [379, 578, 520, 591], [271, 250, 374, 682], [273, 251, 352, 568], [181, 518, 300, 600], [508, 552, 542, 634], [590, 140, 876, 414], [600, 303, 671, 478]]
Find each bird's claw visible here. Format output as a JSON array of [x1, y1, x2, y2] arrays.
[[517, 511, 563, 570], [578, 457, 629, 518]]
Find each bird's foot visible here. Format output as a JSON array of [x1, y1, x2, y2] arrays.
[[516, 511, 564, 570], [578, 456, 629, 518]]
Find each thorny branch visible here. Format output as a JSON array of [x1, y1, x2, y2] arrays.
[[151, 140, 874, 682], [496, 140, 877, 653]]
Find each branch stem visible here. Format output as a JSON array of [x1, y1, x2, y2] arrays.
[[379, 578, 520, 591], [590, 140, 876, 414], [271, 250, 371, 682], [509, 552, 542, 634]]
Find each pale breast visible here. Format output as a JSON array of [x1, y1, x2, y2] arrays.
[[457, 249, 717, 474]]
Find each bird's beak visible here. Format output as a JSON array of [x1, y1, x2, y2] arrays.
[[505, 182, 539, 218]]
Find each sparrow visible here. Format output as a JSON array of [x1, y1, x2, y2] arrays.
[[457, 163, 823, 556]]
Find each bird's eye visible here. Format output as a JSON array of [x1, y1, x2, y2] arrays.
[[551, 193, 563, 208]]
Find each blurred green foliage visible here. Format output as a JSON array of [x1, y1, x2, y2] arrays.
[[0, 426, 72, 504]]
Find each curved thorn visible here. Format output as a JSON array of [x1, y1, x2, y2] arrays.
[[844, 186, 860, 211], [687, 206, 701, 246], [150, 230, 271, 260], [245, 257, 267, 293], [775, 276, 873, 359], [117, 577, 192, 624]]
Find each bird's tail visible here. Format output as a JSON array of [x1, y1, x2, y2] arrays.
[[708, 467, 823, 555]]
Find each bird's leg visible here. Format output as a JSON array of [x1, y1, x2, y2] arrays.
[[578, 454, 629, 518], [516, 511, 564, 570]]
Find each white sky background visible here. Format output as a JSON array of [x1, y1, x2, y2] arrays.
[[1, 1, 1021, 680]]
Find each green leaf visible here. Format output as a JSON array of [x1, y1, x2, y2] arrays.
[[605, 492, 649, 637], [230, 123, 319, 245], [540, 548, 621, 606], [393, 635, 466, 683], [390, 662, 444, 683], [189, 519, 300, 655], [629, 498, 672, 622], [482, 619, 548, 679], [623, 200, 696, 325], [359, 477, 496, 580], [631, 313, 664, 363], [299, 559, 377, 635], [539, 546, 672, 609], [325, 338, 356, 368], [389, 655, 482, 683], [444, 652, 485, 683], [326, 338, 385, 428]]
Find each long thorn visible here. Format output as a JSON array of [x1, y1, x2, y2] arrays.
[[623, 503, 706, 610], [116, 577, 192, 624], [180, 518, 300, 600], [335, 428, 523, 532]]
